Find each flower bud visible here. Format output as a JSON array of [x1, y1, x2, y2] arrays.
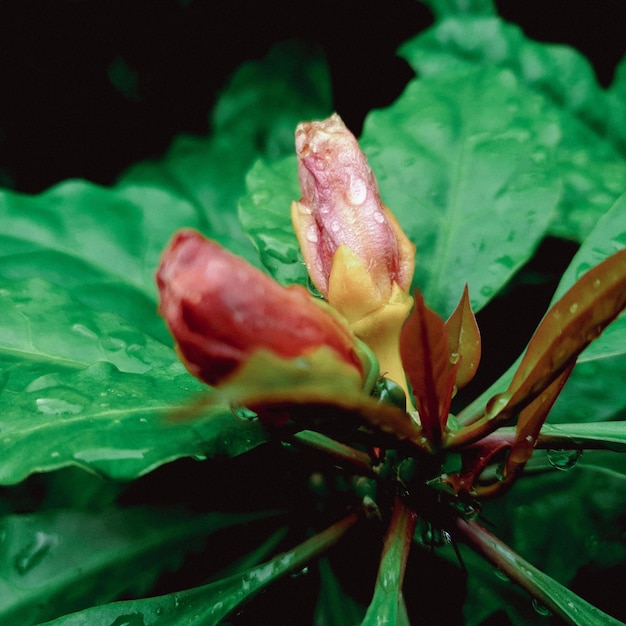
[[291, 113, 415, 312], [156, 229, 364, 386], [291, 114, 416, 394]]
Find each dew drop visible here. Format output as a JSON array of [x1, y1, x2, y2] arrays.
[[14, 531, 57, 575], [231, 405, 258, 421], [547, 449, 581, 471], [290, 566, 309, 578], [493, 568, 511, 582], [373, 211, 385, 224], [569, 302, 579, 314], [346, 175, 367, 205], [592, 278, 601, 289], [36, 395, 87, 416], [71, 323, 98, 339], [531, 598, 552, 617], [480, 285, 494, 298], [305, 225, 319, 243], [449, 352, 460, 365]]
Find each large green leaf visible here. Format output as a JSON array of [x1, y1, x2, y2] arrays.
[[458, 194, 626, 427], [40, 514, 359, 626], [464, 462, 626, 625], [0, 506, 271, 625], [548, 194, 626, 424], [399, 9, 626, 242], [0, 355, 269, 484], [360, 66, 561, 316], [0, 41, 332, 483]]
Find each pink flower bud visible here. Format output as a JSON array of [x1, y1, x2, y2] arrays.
[[292, 113, 414, 305], [156, 229, 364, 386]]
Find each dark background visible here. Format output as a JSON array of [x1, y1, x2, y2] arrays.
[[0, 0, 624, 193]]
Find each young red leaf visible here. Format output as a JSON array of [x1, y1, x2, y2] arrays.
[[399, 291, 457, 446], [503, 363, 574, 482], [504, 247, 626, 417], [445, 285, 481, 390], [447, 248, 626, 448]]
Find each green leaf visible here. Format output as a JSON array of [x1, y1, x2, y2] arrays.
[[40, 513, 359, 626], [478, 462, 626, 620], [399, 12, 626, 242], [238, 155, 307, 286], [549, 194, 626, 424], [457, 517, 626, 626], [314, 557, 366, 626], [0, 506, 271, 625], [458, 194, 626, 428], [360, 66, 561, 316], [0, 40, 334, 482], [0, 356, 269, 484], [536, 421, 626, 452]]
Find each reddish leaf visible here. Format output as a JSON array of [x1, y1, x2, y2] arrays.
[[504, 363, 574, 481], [399, 291, 457, 446], [445, 285, 481, 389], [447, 248, 626, 449], [504, 247, 626, 417]]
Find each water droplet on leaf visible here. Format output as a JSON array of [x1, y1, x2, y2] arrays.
[[531, 598, 552, 616], [231, 405, 258, 421], [14, 531, 57, 575], [547, 449, 581, 471]]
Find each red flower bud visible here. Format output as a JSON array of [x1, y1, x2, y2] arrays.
[[292, 113, 414, 304], [156, 229, 364, 386]]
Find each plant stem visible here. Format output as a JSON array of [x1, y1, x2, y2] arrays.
[[361, 497, 418, 626], [290, 430, 376, 474]]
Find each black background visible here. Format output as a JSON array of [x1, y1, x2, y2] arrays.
[[0, 0, 624, 192]]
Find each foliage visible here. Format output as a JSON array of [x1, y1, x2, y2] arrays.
[[0, 2, 625, 625]]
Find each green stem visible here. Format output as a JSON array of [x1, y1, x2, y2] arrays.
[[455, 518, 626, 626], [289, 430, 376, 475], [361, 497, 418, 626]]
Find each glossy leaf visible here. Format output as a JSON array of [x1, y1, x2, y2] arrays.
[[456, 519, 626, 626], [535, 422, 626, 452], [458, 193, 626, 428], [0, 355, 269, 484], [502, 364, 574, 484], [445, 285, 481, 389], [361, 499, 417, 626], [453, 246, 626, 446], [314, 557, 366, 626], [399, 10, 626, 242], [360, 66, 561, 316], [549, 193, 626, 423], [0, 41, 334, 483], [400, 291, 457, 445], [471, 463, 626, 624], [0, 507, 272, 625], [40, 514, 359, 626], [239, 155, 307, 286], [200, 346, 427, 450], [505, 246, 626, 413]]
